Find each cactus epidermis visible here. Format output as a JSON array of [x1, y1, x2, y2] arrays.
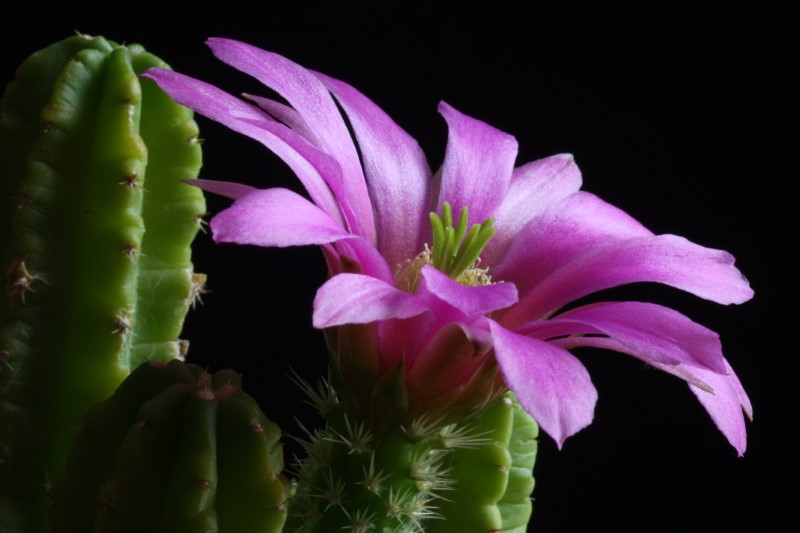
[[0, 34, 205, 530]]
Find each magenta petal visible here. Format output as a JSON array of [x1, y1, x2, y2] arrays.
[[242, 93, 321, 146], [143, 68, 345, 227], [536, 302, 728, 373], [207, 38, 375, 243], [436, 102, 518, 225], [210, 188, 350, 247], [332, 238, 394, 284], [318, 72, 433, 269], [552, 336, 715, 392], [313, 273, 429, 328], [485, 154, 583, 265], [489, 321, 597, 447], [493, 191, 652, 298], [550, 335, 750, 454], [418, 266, 518, 319], [505, 234, 754, 326], [688, 359, 752, 456], [187, 179, 257, 200]]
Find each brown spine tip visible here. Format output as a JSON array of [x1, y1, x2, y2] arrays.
[[119, 173, 139, 190], [197, 371, 212, 388], [6, 259, 38, 306], [112, 313, 131, 335], [177, 339, 190, 358], [195, 388, 215, 401], [193, 479, 213, 490], [122, 244, 138, 260], [16, 192, 32, 209], [215, 382, 237, 398], [250, 422, 264, 433]]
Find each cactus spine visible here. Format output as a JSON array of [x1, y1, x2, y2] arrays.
[[50, 360, 288, 532], [0, 35, 205, 530]]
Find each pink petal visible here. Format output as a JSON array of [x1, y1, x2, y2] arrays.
[[210, 188, 350, 247], [504, 234, 754, 327], [436, 102, 518, 225], [688, 359, 752, 456], [489, 321, 597, 447], [552, 336, 751, 455], [143, 68, 344, 227], [317, 72, 433, 269], [522, 302, 727, 373], [417, 266, 518, 319], [207, 38, 375, 243], [187, 178, 257, 200], [552, 336, 715, 392], [331, 238, 394, 284], [313, 273, 429, 328], [242, 93, 321, 146], [484, 154, 583, 265], [493, 191, 652, 298]]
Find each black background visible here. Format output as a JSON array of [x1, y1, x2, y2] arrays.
[[2, 8, 782, 532]]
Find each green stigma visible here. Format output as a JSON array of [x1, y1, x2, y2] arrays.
[[429, 202, 496, 281], [395, 203, 497, 293]]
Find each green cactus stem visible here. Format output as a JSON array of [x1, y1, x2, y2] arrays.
[[288, 374, 538, 533], [0, 34, 205, 530], [50, 359, 288, 533]]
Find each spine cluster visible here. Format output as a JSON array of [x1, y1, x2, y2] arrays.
[[0, 35, 205, 530]]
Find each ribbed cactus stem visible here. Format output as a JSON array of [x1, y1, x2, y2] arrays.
[[0, 35, 205, 530], [51, 360, 288, 533]]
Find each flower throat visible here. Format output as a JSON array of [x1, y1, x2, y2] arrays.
[[396, 202, 496, 293]]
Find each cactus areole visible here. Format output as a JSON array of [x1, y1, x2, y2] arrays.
[[0, 34, 205, 530]]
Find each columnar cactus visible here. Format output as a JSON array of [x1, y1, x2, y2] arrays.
[[50, 360, 288, 533], [0, 35, 205, 530], [288, 374, 538, 533]]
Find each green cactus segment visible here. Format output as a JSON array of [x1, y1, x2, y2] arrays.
[[289, 383, 538, 533], [0, 35, 205, 531], [428, 394, 539, 533], [51, 360, 288, 533], [128, 48, 204, 365]]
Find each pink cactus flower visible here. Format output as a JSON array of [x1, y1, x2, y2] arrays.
[[144, 38, 753, 454]]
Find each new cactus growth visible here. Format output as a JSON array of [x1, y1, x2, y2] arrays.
[[0, 35, 205, 529], [50, 359, 288, 533], [288, 374, 537, 533]]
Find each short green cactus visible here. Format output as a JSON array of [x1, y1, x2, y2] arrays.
[[0, 35, 205, 530], [50, 359, 288, 533], [288, 375, 538, 533]]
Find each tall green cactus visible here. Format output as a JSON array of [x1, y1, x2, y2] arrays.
[[0, 35, 205, 530], [50, 360, 288, 533]]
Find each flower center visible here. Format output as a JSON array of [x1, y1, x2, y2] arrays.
[[395, 202, 496, 293]]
